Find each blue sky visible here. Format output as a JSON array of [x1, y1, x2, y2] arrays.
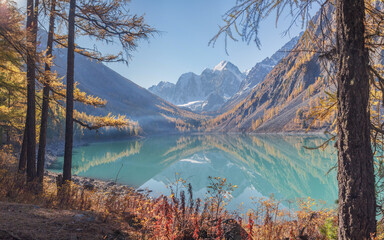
[[15, 0, 318, 88], [106, 0, 316, 88]]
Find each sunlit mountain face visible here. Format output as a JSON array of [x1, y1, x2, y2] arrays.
[[49, 134, 338, 211]]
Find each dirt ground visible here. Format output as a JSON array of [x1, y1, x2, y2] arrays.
[[0, 201, 128, 240]]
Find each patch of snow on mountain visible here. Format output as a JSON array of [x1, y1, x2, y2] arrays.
[[213, 60, 228, 71], [177, 101, 204, 108]]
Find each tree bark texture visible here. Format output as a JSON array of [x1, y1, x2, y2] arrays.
[[336, 0, 376, 239], [25, 0, 37, 182], [37, 0, 56, 182], [18, 126, 27, 172], [63, 0, 76, 182]]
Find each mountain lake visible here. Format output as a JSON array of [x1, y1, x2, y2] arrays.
[[48, 134, 338, 212]]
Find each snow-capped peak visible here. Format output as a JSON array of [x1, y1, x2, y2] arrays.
[[213, 61, 229, 71], [212, 60, 244, 83], [213, 60, 238, 72], [149, 60, 245, 111]]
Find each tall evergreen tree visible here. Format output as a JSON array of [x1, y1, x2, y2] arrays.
[[62, 0, 76, 183], [25, 0, 37, 182], [37, 0, 56, 182], [211, 0, 377, 238], [0, 0, 138, 182], [335, 0, 376, 238], [59, 0, 155, 182]]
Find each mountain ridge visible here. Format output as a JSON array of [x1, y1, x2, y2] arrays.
[[40, 30, 205, 136], [148, 61, 245, 112], [218, 34, 302, 114]]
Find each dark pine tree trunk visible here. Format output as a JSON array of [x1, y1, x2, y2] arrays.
[[63, 0, 76, 183], [25, 0, 37, 182], [336, 0, 376, 239], [37, 0, 56, 182], [18, 126, 27, 172]]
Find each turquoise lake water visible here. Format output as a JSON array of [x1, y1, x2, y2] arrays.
[[48, 134, 338, 211]]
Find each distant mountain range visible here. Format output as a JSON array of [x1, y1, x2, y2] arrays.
[[149, 61, 245, 113], [43, 6, 335, 136], [148, 35, 301, 114]]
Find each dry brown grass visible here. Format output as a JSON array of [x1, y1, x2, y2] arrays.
[[0, 145, 347, 240]]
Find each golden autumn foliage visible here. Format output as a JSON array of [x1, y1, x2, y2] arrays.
[[0, 0, 143, 144], [0, 1, 26, 142]]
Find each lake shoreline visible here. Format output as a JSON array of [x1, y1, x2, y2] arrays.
[[44, 170, 143, 196], [0, 151, 337, 240]]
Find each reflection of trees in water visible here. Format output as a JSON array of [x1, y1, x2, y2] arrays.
[[161, 136, 201, 161], [246, 135, 337, 202], [163, 134, 338, 204], [73, 141, 142, 174], [66, 134, 337, 205]]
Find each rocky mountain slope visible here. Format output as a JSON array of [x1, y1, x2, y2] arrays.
[[219, 34, 301, 113], [207, 9, 334, 133], [148, 61, 245, 112]]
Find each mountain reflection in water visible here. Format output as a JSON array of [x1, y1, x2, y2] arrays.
[[49, 134, 338, 211]]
